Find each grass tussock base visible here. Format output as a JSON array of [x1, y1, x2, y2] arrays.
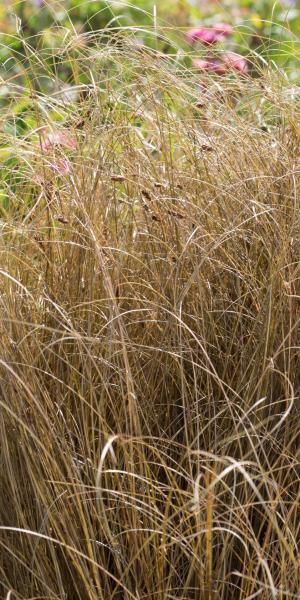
[[0, 32, 299, 600]]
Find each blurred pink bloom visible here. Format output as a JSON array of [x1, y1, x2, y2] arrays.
[[187, 27, 223, 45], [40, 130, 76, 175], [41, 130, 77, 152], [213, 23, 233, 37], [192, 58, 227, 75], [223, 52, 248, 73], [49, 158, 71, 175]]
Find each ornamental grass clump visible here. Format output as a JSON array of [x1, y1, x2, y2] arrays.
[[0, 28, 299, 600]]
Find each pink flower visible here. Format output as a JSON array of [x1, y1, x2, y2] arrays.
[[223, 52, 248, 73], [41, 130, 77, 152], [187, 27, 223, 46], [192, 58, 227, 75], [213, 23, 233, 37], [49, 158, 71, 175], [40, 130, 77, 175]]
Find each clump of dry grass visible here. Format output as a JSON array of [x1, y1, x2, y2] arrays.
[[0, 29, 299, 600]]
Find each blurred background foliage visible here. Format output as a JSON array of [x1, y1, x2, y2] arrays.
[[0, 1, 298, 130], [1, 1, 299, 60]]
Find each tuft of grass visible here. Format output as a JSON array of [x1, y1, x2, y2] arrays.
[[0, 27, 299, 600]]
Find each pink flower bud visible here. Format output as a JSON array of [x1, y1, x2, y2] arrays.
[[187, 27, 223, 46], [213, 23, 233, 37], [41, 130, 77, 152], [50, 158, 71, 175], [223, 52, 248, 73], [40, 130, 77, 176], [192, 58, 227, 75]]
